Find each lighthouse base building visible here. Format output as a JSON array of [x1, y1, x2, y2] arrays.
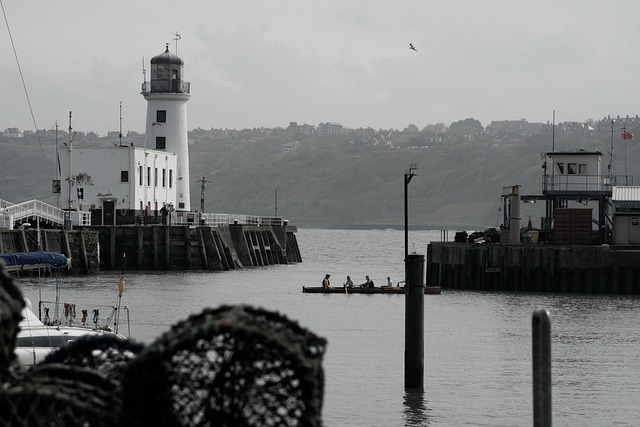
[[58, 146, 178, 225]]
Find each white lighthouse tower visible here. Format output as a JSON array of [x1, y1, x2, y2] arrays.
[[142, 44, 191, 212]]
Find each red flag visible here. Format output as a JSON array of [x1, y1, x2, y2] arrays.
[[622, 130, 634, 141]]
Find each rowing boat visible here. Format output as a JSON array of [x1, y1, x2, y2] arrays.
[[302, 285, 441, 295]]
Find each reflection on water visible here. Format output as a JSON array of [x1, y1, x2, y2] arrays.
[[403, 388, 431, 426]]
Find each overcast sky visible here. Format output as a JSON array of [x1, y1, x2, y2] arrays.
[[1, 1, 639, 135]]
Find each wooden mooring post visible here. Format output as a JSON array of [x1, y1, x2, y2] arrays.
[[532, 308, 552, 427], [405, 254, 425, 388]]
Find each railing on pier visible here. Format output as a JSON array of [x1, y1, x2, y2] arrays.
[[1, 198, 284, 230], [172, 212, 286, 227]]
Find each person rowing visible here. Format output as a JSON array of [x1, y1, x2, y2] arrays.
[[344, 275, 354, 288], [360, 275, 374, 289]]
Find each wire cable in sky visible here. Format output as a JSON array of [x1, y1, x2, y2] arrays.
[[1, 0, 51, 180]]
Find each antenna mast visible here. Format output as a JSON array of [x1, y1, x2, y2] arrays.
[[119, 101, 123, 146], [142, 56, 146, 91], [551, 110, 555, 152], [197, 176, 210, 212]]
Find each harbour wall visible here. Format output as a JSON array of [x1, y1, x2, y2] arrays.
[[427, 242, 640, 294], [0, 224, 301, 274]]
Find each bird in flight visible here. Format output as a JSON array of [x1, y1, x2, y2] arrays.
[[409, 43, 417, 52]]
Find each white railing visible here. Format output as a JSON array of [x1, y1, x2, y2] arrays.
[[2, 199, 65, 229], [1, 198, 284, 229], [172, 212, 286, 227]]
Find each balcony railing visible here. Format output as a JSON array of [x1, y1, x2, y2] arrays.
[[542, 174, 632, 192], [141, 80, 191, 95]]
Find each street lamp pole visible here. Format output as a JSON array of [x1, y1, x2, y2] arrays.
[[404, 163, 418, 261], [403, 162, 422, 389]]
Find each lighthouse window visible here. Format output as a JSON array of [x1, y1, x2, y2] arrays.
[[121, 171, 129, 182], [156, 110, 166, 123], [156, 137, 166, 150]]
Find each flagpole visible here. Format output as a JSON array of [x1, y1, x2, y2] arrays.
[[609, 120, 614, 179], [624, 127, 628, 185]]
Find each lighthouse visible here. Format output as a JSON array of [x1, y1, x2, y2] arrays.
[[142, 44, 191, 212]]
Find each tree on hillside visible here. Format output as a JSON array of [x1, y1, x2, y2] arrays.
[[450, 118, 483, 130], [403, 124, 419, 134]]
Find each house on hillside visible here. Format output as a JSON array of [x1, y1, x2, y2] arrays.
[[317, 122, 343, 135], [2, 128, 22, 138], [485, 119, 544, 140]]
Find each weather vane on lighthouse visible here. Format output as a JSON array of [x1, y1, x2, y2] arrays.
[[173, 31, 181, 55]]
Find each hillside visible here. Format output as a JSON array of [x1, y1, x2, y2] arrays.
[[1, 129, 637, 229]]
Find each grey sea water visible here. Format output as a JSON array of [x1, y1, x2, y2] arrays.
[[18, 228, 640, 426]]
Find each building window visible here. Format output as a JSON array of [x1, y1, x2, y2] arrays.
[[147, 167, 151, 186], [156, 110, 167, 123], [169, 169, 173, 188], [156, 136, 166, 150], [162, 169, 166, 187], [154, 168, 158, 187], [568, 163, 577, 174], [121, 171, 129, 182], [556, 163, 564, 174], [578, 164, 587, 174], [179, 202, 185, 209], [139, 166, 143, 185]]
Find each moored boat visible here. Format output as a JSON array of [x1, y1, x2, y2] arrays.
[[302, 285, 441, 295], [1, 250, 131, 367], [16, 298, 129, 367]]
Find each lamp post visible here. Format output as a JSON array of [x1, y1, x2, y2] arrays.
[[403, 163, 422, 389], [404, 163, 418, 261]]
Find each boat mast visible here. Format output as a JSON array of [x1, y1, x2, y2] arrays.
[[66, 111, 73, 230], [55, 121, 60, 209]]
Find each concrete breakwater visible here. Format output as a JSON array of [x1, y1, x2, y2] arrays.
[[0, 224, 301, 274], [427, 242, 640, 294]]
